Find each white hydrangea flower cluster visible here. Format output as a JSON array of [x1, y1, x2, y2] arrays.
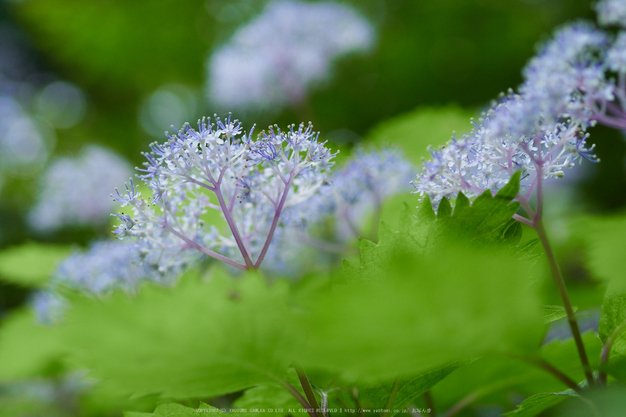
[[595, 0, 626, 28], [207, 0, 375, 111], [413, 93, 598, 208], [323, 147, 415, 240], [112, 115, 336, 271], [31, 238, 194, 324], [28, 146, 132, 232], [521, 23, 613, 127]]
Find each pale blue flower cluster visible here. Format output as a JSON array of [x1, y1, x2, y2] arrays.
[[413, 93, 598, 207], [30, 290, 67, 325], [32, 239, 196, 324], [517, 1, 626, 133], [322, 147, 415, 240], [207, 0, 375, 111], [112, 115, 336, 270], [29, 146, 132, 232], [53, 240, 157, 296], [595, 0, 626, 28], [413, 2, 626, 207]]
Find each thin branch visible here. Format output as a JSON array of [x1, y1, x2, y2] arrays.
[[280, 380, 320, 417], [505, 354, 583, 394], [534, 216, 594, 386], [214, 183, 254, 268], [296, 367, 323, 416], [254, 173, 294, 268], [513, 213, 534, 227], [423, 391, 436, 416], [164, 224, 247, 270]]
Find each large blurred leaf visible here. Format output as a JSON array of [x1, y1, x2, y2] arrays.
[[0, 309, 65, 381], [299, 240, 543, 382], [61, 269, 302, 399], [365, 106, 473, 164], [12, 0, 211, 94], [0, 242, 71, 287]]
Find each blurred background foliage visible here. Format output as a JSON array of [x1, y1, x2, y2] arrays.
[[0, 0, 606, 246], [1, 0, 626, 415]]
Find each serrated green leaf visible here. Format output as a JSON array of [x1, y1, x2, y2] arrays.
[[502, 390, 578, 417], [437, 197, 452, 218], [61, 268, 302, 399], [0, 243, 71, 287], [417, 196, 436, 221], [307, 242, 543, 382], [0, 309, 65, 381], [542, 305, 578, 324], [435, 172, 521, 245], [359, 362, 464, 416]]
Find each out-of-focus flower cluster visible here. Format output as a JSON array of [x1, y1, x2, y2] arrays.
[[112, 115, 336, 270], [0, 25, 87, 189], [28, 146, 132, 232], [207, 0, 375, 112], [31, 238, 194, 324], [315, 147, 415, 241], [262, 148, 415, 275]]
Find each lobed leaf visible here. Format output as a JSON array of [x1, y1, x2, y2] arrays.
[[60, 268, 302, 399]]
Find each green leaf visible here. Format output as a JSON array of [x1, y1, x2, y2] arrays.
[[125, 402, 226, 417], [304, 240, 543, 382], [233, 369, 308, 417], [0, 309, 65, 381], [432, 331, 602, 412], [555, 386, 626, 417], [502, 390, 578, 417], [359, 362, 464, 416], [366, 106, 474, 165], [61, 268, 302, 399], [437, 197, 452, 218], [542, 305, 578, 324], [599, 293, 626, 348], [0, 242, 71, 287], [435, 171, 522, 245], [598, 292, 626, 379]]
